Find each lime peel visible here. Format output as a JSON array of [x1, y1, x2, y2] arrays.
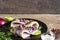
[[5, 17, 13, 22], [32, 30, 41, 35]]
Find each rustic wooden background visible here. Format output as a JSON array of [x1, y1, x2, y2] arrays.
[[0, 0, 60, 14]]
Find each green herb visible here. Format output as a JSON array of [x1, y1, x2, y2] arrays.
[[29, 20, 33, 22], [0, 31, 12, 40], [38, 26, 42, 30], [25, 27, 31, 30]]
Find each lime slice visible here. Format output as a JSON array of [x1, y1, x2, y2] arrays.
[[10, 27, 14, 33], [32, 30, 41, 35], [5, 17, 13, 22]]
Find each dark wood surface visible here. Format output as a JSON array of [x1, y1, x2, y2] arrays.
[[0, 0, 60, 14]]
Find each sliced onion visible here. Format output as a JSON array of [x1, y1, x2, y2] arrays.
[[18, 25, 25, 30], [32, 27, 37, 31], [29, 29, 33, 33], [29, 27, 37, 34], [20, 19, 26, 23]]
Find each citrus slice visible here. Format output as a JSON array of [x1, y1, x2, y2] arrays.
[[5, 17, 13, 22], [10, 27, 14, 33], [32, 30, 41, 36]]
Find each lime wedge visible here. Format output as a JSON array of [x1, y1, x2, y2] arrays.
[[5, 17, 13, 22], [32, 30, 41, 35], [10, 27, 14, 33]]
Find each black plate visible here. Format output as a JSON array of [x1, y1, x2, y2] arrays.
[[11, 18, 48, 40]]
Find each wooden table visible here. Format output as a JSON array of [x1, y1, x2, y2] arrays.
[[0, 14, 60, 40]]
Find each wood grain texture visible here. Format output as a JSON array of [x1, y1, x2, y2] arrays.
[[0, 14, 60, 40], [0, 0, 60, 14]]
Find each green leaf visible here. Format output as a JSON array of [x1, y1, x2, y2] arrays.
[[0, 31, 12, 40], [7, 32, 12, 36], [29, 20, 33, 22], [38, 26, 42, 30], [0, 32, 5, 36], [5, 38, 12, 40]]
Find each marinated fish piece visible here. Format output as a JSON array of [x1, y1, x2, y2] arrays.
[[26, 21, 39, 28], [11, 20, 25, 28], [16, 30, 30, 39]]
